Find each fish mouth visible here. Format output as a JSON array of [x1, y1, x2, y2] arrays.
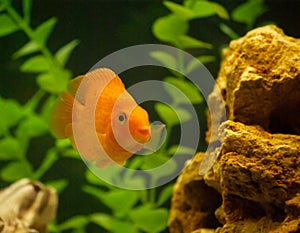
[[135, 126, 151, 143]]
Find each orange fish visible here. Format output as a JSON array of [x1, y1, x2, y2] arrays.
[[49, 68, 151, 167]]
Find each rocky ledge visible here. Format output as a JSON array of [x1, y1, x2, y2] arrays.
[[169, 25, 300, 233]]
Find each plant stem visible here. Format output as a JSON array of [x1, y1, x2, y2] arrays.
[[4, 2, 60, 68], [148, 187, 156, 204], [24, 89, 46, 113], [140, 190, 148, 204]]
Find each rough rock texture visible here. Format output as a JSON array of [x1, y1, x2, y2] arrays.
[[168, 153, 222, 233], [213, 121, 299, 232], [0, 179, 57, 233], [206, 25, 300, 143], [169, 25, 300, 233]]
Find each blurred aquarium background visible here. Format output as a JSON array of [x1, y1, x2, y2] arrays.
[[0, 0, 299, 232]]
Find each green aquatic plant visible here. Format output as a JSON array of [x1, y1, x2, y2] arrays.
[[0, 0, 78, 185], [147, 0, 268, 229], [220, 0, 268, 39], [0, 0, 268, 232], [149, 0, 269, 160], [0, 1, 172, 232]]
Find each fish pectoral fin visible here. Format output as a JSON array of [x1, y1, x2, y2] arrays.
[[143, 123, 166, 152]]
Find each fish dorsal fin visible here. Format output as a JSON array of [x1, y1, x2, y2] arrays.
[[86, 68, 124, 91], [68, 75, 84, 97], [69, 68, 124, 105]]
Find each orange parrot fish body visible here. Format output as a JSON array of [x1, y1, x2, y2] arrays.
[[49, 68, 151, 167]]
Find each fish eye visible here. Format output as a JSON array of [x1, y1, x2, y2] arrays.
[[117, 113, 127, 124]]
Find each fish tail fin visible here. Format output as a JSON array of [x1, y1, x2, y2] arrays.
[[49, 91, 74, 139]]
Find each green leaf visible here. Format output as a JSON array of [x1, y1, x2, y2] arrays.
[[91, 213, 138, 233], [90, 213, 113, 232], [13, 41, 39, 59], [55, 40, 80, 67], [219, 23, 239, 39], [23, 0, 32, 23], [0, 97, 24, 135], [90, 213, 111, 230], [184, 0, 217, 18], [185, 55, 215, 74], [0, 137, 22, 160], [16, 115, 48, 139], [102, 190, 139, 216], [126, 156, 143, 169], [152, 14, 188, 47], [71, 228, 86, 233], [37, 70, 70, 93], [163, 1, 195, 20], [122, 171, 147, 190], [130, 205, 169, 233], [183, 0, 229, 19], [150, 157, 177, 185], [141, 152, 170, 170], [46, 179, 68, 194], [168, 145, 195, 155], [62, 148, 80, 159], [232, 0, 267, 29], [154, 103, 178, 127], [173, 107, 192, 123], [197, 55, 216, 64], [0, 14, 19, 37], [85, 169, 111, 187], [155, 103, 192, 127], [57, 215, 89, 231], [150, 51, 177, 70], [0, 3, 5, 12], [0, 0, 12, 8], [1, 161, 32, 182], [179, 35, 212, 49], [83, 185, 106, 201], [156, 184, 174, 206], [164, 77, 203, 104], [55, 138, 71, 148], [84, 187, 139, 217], [209, 2, 230, 20], [20, 55, 50, 73], [33, 17, 57, 46], [86, 166, 123, 188]]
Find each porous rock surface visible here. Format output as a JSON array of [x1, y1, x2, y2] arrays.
[[169, 25, 300, 233], [206, 25, 300, 143]]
